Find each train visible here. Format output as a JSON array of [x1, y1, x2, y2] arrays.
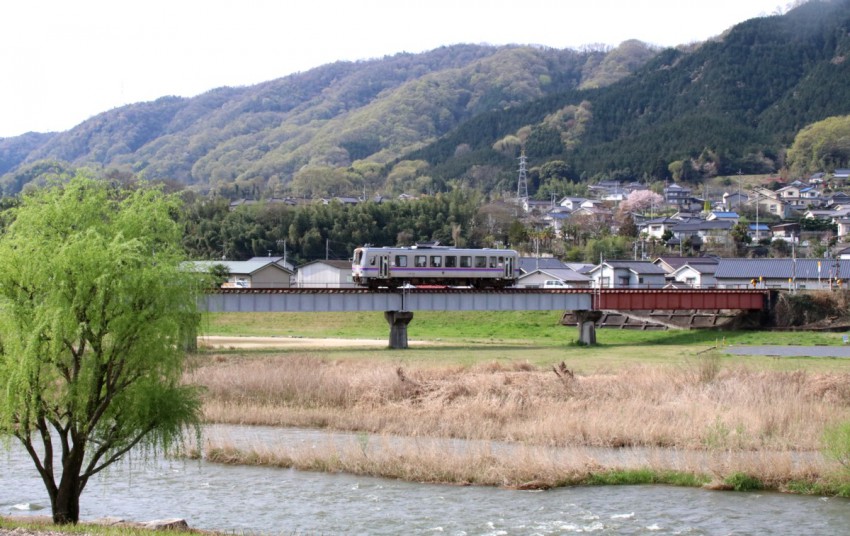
[[352, 245, 519, 289]]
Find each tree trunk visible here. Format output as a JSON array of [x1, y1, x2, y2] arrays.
[[52, 485, 81, 524], [51, 445, 86, 524]]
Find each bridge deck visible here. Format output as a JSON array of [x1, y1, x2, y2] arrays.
[[203, 288, 769, 313]]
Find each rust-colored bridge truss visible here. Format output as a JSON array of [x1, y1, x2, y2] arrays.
[[592, 289, 768, 311]]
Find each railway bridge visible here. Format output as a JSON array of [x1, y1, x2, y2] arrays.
[[202, 288, 770, 347]]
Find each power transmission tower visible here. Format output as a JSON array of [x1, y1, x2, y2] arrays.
[[516, 148, 529, 205]]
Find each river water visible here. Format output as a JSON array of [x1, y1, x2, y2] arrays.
[[3, 425, 850, 535]]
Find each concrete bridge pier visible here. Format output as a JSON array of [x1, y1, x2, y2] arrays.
[[575, 310, 603, 345], [385, 310, 414, 349]]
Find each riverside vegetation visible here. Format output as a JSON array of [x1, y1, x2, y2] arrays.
[[187, 311, 850, 496]]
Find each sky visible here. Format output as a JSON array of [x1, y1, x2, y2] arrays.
[[1, 0, 791, 138]]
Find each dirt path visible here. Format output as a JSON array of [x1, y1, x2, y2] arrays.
[[197, 335, 436, 349]]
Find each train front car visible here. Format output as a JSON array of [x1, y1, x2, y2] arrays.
[[352, 247, 383, 289], [352, 246, 519, 289]]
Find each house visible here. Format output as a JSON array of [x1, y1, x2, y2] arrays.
[[749, 223, 772, 241], [248, 255, 295, 272], [770, 223, 801, 243], [295, 259, 357, 288], [516, 268, 592, 288], [826, 191, 850, 207], [185, 259, 293, 288], [836, 246, 850, 260], [723, 191, 749, 211], [588, 180, 622, 198], [669, 262, 718, 288], [714, 258, 850, 289], [564, 262, 597, 274], [706, 211, 739, 222], [558, 197, 587, 210], [803, 208, 841, 221], [652, 255, 719, 276], [542, 207, 572, 236], [669, 220, 735, 246], [664, 183, 692, 208], [322, 197, 361, 205], [570, 206, 613, 220], [518, 257, 576, 274], [749, 192, 796, 219], [640, 217, 687, 240], [837, 217, 850, 238], [523, 198, 555, 214], [587, 260, 667, 288], [832, 169, 850, 183], [623, 182, 649, 194]]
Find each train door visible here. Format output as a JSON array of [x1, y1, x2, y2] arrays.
[[378, 254, 390, 279], [504, 256, 514, 279]]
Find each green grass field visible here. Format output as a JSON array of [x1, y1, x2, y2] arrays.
[[200, 311, 850, 371]]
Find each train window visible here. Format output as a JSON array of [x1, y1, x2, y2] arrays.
[[460, 256, 472, 268], [497, 256, 505, 267], [488, 257, 497, 268], [415, 255, 427, 268], [395, 255, 408, 268], [369, 256, 376, 266], [474, 256, 487, 268], [354, 251, 363, 264], [430, 256, 442, 268], [445, 256, 457, 268]]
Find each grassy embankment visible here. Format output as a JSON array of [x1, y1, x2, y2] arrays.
[[0, 517, 209, 536], [188, 311, 850, 495]]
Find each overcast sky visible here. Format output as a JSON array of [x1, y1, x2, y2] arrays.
[[1, 0, 791, 138]]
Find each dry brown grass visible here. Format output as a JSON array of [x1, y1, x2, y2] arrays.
[[186, 352, 850, 452], [195, 433, 835, 491]]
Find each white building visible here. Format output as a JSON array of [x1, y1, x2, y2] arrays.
[[587, 261, 667, 289], [295, 260, 356, 288]]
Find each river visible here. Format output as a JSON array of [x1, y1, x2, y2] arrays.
[[3, 425, 849, 535]]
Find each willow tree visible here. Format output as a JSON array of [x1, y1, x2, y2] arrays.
[[0, 175, 203, 524]]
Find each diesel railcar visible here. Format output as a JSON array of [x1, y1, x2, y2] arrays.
[[352, 245, 519, 289]]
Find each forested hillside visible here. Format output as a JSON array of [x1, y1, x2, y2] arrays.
[[4, 1, 850, 200], [0, 42, 656, 195], [409, 0, 850, 195]]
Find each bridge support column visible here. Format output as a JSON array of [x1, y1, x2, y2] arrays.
[[575, 310, 603, 346], [385, 310, 414, 349]]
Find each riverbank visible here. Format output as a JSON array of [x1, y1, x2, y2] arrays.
[[186, 341, 850, 495]]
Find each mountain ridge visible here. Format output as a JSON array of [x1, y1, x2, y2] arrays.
[[0, 41, 658, 194]]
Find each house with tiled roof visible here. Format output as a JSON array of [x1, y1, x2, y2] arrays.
[[542, 206, 572, 236], [638, 217, 688, 240], [669, 262, 719, 288], [723, 191, 749, 211], [776, 183, 823, 208], [669, 220, 735, 246], [184, 258, 293, 288], [664, 183, 692, 208], [749, 191, 796, 219], [518, 257, 574, 274], [516, 267, 592, 288], [714, 258, 850, 290], [557, 197, 587, 210], [652, 256, 719, 275], [825, 191, 850, 207], [706, 211, 739, 222], [771, 223, 801, 243], [587, 260, 667, 289]]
